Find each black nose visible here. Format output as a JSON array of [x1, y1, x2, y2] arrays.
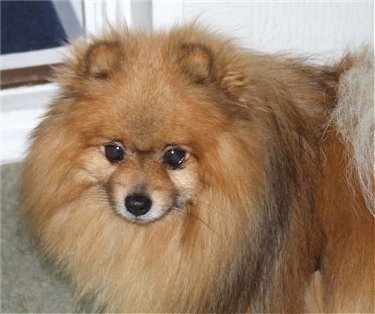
[[125, 193, 152, 217]]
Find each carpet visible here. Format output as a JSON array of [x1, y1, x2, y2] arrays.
[[1, 163, 91, 313]]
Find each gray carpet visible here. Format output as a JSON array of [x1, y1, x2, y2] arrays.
[[1, 163, 91, 313]]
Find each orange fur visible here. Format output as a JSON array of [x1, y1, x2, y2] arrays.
[[21, 25, 374, 312]]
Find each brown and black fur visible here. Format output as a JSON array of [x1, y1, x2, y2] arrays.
[[21, 25, 374, 312]]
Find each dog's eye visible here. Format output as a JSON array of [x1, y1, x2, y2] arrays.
[[104, 143, 124, 163], [163, 148, 187, 169]]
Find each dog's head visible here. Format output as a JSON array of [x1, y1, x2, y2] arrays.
[[38, 27, 267, 225]]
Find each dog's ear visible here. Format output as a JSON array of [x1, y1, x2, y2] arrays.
[[179, 44, 214, 84], [220, 70, 250, 101], [84, 41, 123, 79]]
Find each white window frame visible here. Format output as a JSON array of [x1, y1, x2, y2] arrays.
[[1, 0, 84, 164]]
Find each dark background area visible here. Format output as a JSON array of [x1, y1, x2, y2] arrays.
[[1, 1, 67, 54]]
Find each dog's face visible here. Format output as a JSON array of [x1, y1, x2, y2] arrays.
[[69, 40, 234, 224], [101, 140, 198, 223], [79, 89, 215, 224]]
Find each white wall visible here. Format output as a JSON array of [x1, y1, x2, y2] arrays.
[[154, 1, 374, 61], [1, 0, 373, 164]]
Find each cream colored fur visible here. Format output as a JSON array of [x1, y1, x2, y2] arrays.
[[332, 48, 375, 215]]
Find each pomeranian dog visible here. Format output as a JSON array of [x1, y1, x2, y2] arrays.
[[21, 25, 374, 313]]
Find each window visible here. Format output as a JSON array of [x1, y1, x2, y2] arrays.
[[1, 1, 84, 88]]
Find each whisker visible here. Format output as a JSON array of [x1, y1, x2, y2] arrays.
[[186, 210, 219, 236], [191, 200, 233, 220]]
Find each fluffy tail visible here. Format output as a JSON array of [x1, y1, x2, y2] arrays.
[[331, 48, 374, 215]]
